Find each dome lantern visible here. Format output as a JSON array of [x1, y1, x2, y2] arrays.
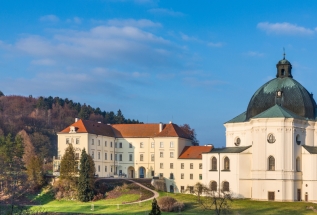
[[276, 52, 292, 78]]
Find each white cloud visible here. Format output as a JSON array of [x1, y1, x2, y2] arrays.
[[31, 59, 55, 66], [148, 8, 184, 16], [243, 51, 264, 57], [257, 22, 315, 35], [67, 17, 82, 24], [183, 77, 225, 88], [180, 32, 198, 41], [107, 19, 162, 28], [207, 42, 223, 47], [39, 15, 59, 22]]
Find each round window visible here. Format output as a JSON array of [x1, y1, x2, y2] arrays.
[[296, 134, 301, 145], [267, 133, 276, 143], [234, 137, 241, 146]]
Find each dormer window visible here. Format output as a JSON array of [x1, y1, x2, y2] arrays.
[[69, 126, 77, 133]]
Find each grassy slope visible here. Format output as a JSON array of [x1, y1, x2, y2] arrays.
[[29, 190, 317, 215]]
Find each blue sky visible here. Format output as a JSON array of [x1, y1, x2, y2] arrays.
[[1, 0, 317, 147]]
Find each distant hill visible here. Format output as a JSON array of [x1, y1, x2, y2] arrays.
[[0, 92, 142, 160]]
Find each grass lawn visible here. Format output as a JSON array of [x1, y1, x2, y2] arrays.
[[28, 190, 317, 215]]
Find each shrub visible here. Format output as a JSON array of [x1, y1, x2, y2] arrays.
[[92, 193, 104, 201], [172, 201, 185, 212], [157, 196, 177, 212]]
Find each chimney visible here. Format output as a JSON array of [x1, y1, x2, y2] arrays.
[[98, 121, 101, 124], [159, 123, 163, 132], [75, 118, 78, 122], [169, 121, 172, 124]]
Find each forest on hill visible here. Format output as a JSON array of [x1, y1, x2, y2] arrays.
[[0, 91, 142, 161]]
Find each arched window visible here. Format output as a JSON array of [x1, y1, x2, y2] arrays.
[[222, 181, 229, 192], [210, 181, 217, 191], [211, 157, 217, 170], [268, 156, 275, 171], [296, 157, 300, 172], [224, 157, 230, 170]]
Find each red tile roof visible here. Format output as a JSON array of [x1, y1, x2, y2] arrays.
[[111, 124, 160, 138], [59, 120, 191, 139], [156, 123, 191, 139], [178, 146, 213, 159]]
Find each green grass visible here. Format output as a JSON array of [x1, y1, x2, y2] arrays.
[[27, 189, 317, 214]]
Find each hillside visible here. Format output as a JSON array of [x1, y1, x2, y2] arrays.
[[0, 92, 142, 160]]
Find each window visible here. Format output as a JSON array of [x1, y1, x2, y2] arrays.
[[160, 142, 164, 148], [110, 142, 113, 147], [105, 141, 107, 147], [170, 163, 173, 169], [140, 154, 144, 161], [92, 139, 94, 145], [119, 154, 122, 161], [105, 153, 107, 160], [91, 151, 94, 159], [115, 143, 117, 148], [98, 140, 100, 146], [199, 174, 202, 180], [190, 174, 193, 180], [181, 186, 184, 193], [170, 142, 174, 148], [140, 142, 144, 148], [76, 138, 79, 144], [129, 143, 132, 148], [115, 154, 117, 161], [181, 163, 184, 169], [119, 142, 122, 148], [181, 173, 184, 179], [170, 152, 174, 158], [234, 137, 241, 146], [129, 154, 133, 161], [160, 152, 163, 158], [189, 186, 194, 194], [224, 157, 230, 170], [160, 163, 163, 169], [190, 163, 193, 169], [105, 166, 107, 172], [98, 152, 100, 159], [267, 133, 276, 143], [296, 134, 301, 145], [199, 163, 202, 169], [281, 69, 285, 76], [170, 173, 174, 179], [210, 181, 217, 191], [111, 167, 113, 172], [268, 156, 275, 171], [151, 154, 154, 161], [159, 173, 163, 178], [151, 142, 154, 148], [223, 181, 229, 192], [111, 154, 113, 160], [75, 153, 79, 160], [98, 165, 100, 172], [66, 138, 70, 144], [211, 157, 217, 170], [151, 171, 154, 176], [296, 157, 300, 171]]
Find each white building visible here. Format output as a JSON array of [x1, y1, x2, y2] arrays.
[[203, 56, 317, 201]]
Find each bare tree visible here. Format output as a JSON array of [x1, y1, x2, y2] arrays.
[[188, 182, 233, 215]]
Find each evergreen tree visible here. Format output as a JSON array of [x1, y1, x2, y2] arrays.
[[26, 155, 45, 190], [149, 198, 161, 215], [77, 148, 95, 202], [60, 144, 78, 182]]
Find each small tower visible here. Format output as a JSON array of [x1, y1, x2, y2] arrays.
[[276, 51, 292, 78]]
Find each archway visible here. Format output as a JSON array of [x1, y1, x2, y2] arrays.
[[128, 166, 135, 178], [139, 166, 146, 178]]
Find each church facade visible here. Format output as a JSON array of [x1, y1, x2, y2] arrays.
[[203, 56, 317, 201]]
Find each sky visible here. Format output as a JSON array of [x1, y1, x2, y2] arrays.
[[1, 0, 317, 147]]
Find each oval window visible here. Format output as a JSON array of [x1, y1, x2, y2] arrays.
[[267, 133, 276, 143], [234, 137, 241, 146]]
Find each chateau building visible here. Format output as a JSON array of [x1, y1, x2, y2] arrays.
[[55, 56, 317, 201], [203, 56, 317, 201]]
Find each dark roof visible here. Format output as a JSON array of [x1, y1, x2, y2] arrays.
[[60, 120, 114, 136], [246, 77, 316, 120], [302, 145, 317, 154], [207, 145, 252, 154], [253, 104, 305, 120], [178, 146, 213, 159]]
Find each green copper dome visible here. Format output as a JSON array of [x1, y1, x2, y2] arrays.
[[246, 58, 317, 120]]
